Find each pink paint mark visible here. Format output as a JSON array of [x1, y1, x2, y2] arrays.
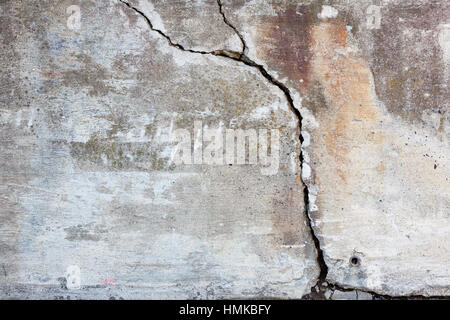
[[104, 277, 115, 286]]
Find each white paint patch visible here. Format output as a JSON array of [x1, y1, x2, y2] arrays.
[[318, 5, 339, 20], [302, 150, 310, 164], [438, 24, 450, 80], [249, 105, 272, 119], [302, 162, 311, 180], [138, 0, 166, 33], [65, 265, 81, 289], [301, 131, 311, 147], [308, 184, 319, 212], [308, 194, 318, 212], [196, 107, 219, 117], [439, 24, 450, 60], [290, 151, 297, 174], [169, 47, 205, 66]]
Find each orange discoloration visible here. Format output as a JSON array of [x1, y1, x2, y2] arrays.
[[40, 70, 59, 79], [307, 22, 385, 182], [257, 5, 315, 91], [296, 172, 306, 189], [376, 162, 386, 174], [258, 7, 387, 185]]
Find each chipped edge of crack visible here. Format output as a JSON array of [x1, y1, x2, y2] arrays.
[[217, 0, 247, 56], [323, 282, 450, 300], [117, 0, 449, 300], [118, 0, 335, 300], [119, 0, 242, 58], [119, 0, 326, 298]]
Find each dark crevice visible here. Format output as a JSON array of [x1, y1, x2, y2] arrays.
[[119, 0, 328, 299], [217, 0, 247, 56], [213, 0, 329, 300], [119, 0, 210, 54], [328, 283, 450, 300], [237, 55, 330, 300], [118, 0, 450, 301], [119, 1, 243, 58]]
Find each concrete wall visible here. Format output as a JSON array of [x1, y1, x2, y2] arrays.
[[0, 0, 448, 299]]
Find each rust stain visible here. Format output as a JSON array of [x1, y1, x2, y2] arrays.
[[259, 7, 386, 184], [255, 1, 448, 123], [296, 172, 303, 188], [256, 4, 315, 91], [376, 162, 386, 174], [40, 70, 59, 79], [309, 21, 383, 173]]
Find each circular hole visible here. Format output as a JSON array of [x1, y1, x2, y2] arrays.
[[350, 256, 360, 266]]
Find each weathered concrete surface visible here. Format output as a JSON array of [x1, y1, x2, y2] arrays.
[[123, 0, 243, 53], [221, 0, 450, 296], [0, 0, 319, 299], [1, 0, 449, 300]]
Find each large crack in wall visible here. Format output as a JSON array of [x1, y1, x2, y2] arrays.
[[118, 0, 450, 300], [1, 0, 448, 299], [217, 0, 449, 299], [119, 0, 327, 299]]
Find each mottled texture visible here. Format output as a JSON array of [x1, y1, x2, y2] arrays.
[[123, 0, 242, 52], [0, 0, 318, 299], [1, 0, 449, 300], [222, 0, 450, 296]]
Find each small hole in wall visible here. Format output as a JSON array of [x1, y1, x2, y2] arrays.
[[350, 256, 360, 266]]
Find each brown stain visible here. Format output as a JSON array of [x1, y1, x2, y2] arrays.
[[309, 21, 383, 181], [376, 162, 386, 174], [256, 4, 316, 91], [295, 172, 303, 189], [62, 53, 115, 97], [259, 6, 387, 184], [255, 2, 450, 190], [40, 70, 59, 79]]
